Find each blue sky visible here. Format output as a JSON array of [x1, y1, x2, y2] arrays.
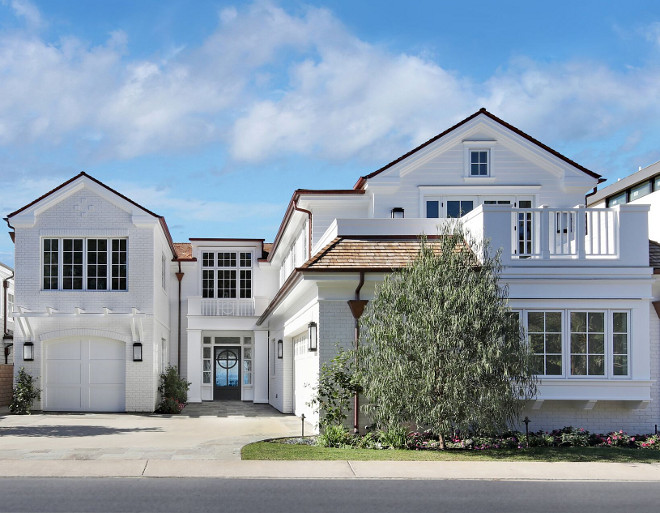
[[1, 0, 660, 266]]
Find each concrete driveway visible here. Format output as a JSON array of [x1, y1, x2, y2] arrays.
[[0, 402, 313, 461]]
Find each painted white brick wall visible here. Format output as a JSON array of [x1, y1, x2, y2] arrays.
[[12, 185, 163, 412]]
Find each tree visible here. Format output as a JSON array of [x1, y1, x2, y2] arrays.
[[356, 226, 536, 447]]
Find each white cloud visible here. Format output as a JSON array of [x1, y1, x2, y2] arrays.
[[8, 0, 43, 29], [0, 0, 659, 171]]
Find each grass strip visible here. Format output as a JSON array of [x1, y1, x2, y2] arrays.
[[242, 442, 660, 463]]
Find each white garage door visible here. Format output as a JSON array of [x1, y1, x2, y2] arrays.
[[293, 333, 318, 421], [45, 338, 126, 412]]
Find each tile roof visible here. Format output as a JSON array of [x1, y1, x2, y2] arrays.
[[173, 243, 194, 261], [299, 236, 462, 271], [650, 240, 660, 272]]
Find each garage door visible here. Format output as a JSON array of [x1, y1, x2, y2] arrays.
[[293, 333, 318, 420], [44, 338, 126, 412]]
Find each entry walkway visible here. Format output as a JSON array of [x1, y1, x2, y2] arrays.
[[0, 401, 313, 461]]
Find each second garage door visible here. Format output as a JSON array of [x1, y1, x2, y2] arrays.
[[44, 338, 126, 412]]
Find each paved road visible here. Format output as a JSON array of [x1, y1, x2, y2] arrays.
[[0, 478, 659, 513]]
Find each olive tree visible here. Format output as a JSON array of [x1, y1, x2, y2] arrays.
[[357, 226, 536, 447]]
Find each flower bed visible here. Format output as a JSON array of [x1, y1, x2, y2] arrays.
[[311, 425, 660, 451]]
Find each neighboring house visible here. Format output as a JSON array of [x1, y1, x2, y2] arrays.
[[0, 262, 14, 364], [5, 109, 657, 434]]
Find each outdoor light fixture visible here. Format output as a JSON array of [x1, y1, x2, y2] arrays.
[[132, 342, 143, 362], [391, 207, 404, 219], [308, 321, 318, 351], [23, 341, 34, 362], [277, 339, 283, 359]]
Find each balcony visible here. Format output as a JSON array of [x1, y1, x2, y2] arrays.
[[462, 203, 650, 267], [188, 297, 269, 317]]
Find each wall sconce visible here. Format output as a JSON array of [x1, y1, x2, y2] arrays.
[[308, 321, 318, 351], [391, 207, 404, 219], [277, 339, 283, 359], [133, 342, 143, 362], [23, 341, 34, 362]]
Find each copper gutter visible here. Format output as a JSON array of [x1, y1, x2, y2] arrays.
[[292, 199, 312, 260]]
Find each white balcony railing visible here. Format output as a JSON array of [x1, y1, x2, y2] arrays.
[[512, 207, 618, 259], [200, 298, 255, 317]]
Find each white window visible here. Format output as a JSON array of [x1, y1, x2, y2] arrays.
[[243, 340, 253, 386], [203, 337, 212, 384], [7, 293, 13, 319], [42, 238, 127, 291], [470, 150, 489, 176], [201, 251, 252, 299], [523, 309, 630, 378]]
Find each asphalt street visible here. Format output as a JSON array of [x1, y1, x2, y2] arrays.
[[1, 478, 659, 513]]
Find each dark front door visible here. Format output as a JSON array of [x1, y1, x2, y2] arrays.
[[214, 346, 241, 400]]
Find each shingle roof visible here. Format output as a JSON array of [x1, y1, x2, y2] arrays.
[[173, 243, 194, 261], [650, 240, 660, 272], [299, 236, 462, 271]]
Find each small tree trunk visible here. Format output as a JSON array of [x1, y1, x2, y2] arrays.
[[438, 432, 446, 450]]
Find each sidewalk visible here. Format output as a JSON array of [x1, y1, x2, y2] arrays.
[[0, 459, 659, 481]]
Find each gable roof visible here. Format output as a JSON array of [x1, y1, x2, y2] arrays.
[[353, 108, 603, 189], [7, 171, 178, 259]]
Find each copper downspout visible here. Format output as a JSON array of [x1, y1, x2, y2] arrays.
[[347, 271, 368, 434], [292, 200, 312, 259], [175, 262, 184, 375]]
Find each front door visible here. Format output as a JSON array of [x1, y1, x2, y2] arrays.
[[214, 346, 241, 400]]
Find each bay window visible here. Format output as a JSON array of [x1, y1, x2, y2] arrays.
[[522, 309, 630, 378]]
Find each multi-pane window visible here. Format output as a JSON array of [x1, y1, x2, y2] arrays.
[[202, 337, 212, 384], [612, 312, 629, 376], [570, 312, 605, 376], [87, 239, 108, 290], [201, 251, 252, 299], [470, 150, 489, 176], [243, 342, 253, 385], [528, 311, 563, 376], [62, 239, 83, 290], [524, 310, 630, 378], [446, 200, 474, 218], [43, 239, 59, 289], [43, 238, 127, 291]]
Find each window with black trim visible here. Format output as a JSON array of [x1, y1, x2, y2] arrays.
[[42, 238, 127, 291], [470, 150, 489, 176], [201, 251, 252, 299]]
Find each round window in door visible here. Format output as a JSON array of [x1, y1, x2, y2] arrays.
[[214, 347, 241, 400]]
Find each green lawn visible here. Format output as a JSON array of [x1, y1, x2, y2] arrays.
[[242, 441, 660, 463]]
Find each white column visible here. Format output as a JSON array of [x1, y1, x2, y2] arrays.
[[186, 329, 202, 403], [253, 330, 269, 403]]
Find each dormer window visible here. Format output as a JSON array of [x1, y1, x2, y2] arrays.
[[470, 150, 489, 176]]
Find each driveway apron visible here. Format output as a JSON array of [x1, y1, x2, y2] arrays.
[[0, 402, 311, 461]]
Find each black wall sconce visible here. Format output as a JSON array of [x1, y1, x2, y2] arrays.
[[277, 339, 283, 359], [133, 342, 143, 362], [391, 207, 404, 219], [23, 341, 34, 362], [308, 321, 318, 351]]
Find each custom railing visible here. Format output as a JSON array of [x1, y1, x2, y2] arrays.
[[200, 298, 255, 316], [512, 207, 619, 259]]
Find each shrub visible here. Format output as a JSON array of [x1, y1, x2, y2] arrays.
[[155, 366, 190, 414], [638, 434, 660, 449], [9, 368, 41, 415], [378, 425, 408, 449], [557, 426, 590, 447], [317, 425, 351, 448]]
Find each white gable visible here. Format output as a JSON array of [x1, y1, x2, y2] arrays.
[[9, 175, 157, 229], [364, 113, 599, 218]]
